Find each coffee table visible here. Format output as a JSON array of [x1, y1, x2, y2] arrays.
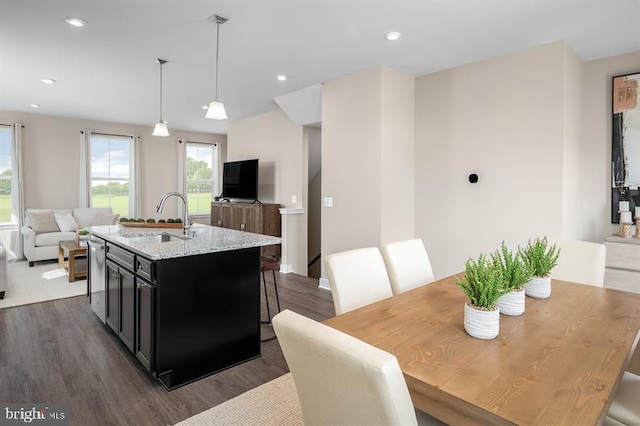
[[58, 240, 87, 282]]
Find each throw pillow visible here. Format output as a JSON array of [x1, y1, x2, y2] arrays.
[[54, 212, 79, 232], [27, 211, 60, 234]]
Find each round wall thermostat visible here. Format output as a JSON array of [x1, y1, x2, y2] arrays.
[[469, 173, 479, 183]]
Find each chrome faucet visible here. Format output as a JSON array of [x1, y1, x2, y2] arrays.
[[156, 192, 189, 231]]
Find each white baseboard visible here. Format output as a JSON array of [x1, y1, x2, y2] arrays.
[[279, 264, 293, 274], [318, 278, 331, 291]]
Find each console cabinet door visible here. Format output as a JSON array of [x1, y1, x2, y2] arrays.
[[241, 205, 260, 233], [119, 267, 135, 353], [105, 260, 120, 334], [211, 204, 223, 227], [135, 278, 155, 372], [229, 205, 245, 231]]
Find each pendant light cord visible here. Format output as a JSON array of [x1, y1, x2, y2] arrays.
[[215, 20, 220, 100], [159, 61, 163, 121]]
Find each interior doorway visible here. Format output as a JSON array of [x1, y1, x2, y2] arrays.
[[307, 127, 321, 279]]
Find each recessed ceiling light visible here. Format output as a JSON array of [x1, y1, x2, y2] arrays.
[[41, 78, 56, 85], [65, 17, 87, 27], [276, 74, 288, 82], [384, 31, 402, 41], [30, 104, 40, 108]]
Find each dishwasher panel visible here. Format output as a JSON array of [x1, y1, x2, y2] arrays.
[[88, 236, 106, 323]]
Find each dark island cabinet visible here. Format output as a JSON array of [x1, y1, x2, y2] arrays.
[[135, 276, 155, 372], [105, 260, 119, 335], [105, 257, 135, 353], [100, 240, 260, 389]]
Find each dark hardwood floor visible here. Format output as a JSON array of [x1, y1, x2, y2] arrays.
[[0, 272, 335, 425]]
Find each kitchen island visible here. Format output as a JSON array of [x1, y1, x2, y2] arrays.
[[87, 223, 281, 390]]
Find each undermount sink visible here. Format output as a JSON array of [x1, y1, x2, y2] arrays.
[[128, 232, 192, 244]]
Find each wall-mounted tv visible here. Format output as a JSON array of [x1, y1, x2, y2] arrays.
[[222, 159, 259, 201]]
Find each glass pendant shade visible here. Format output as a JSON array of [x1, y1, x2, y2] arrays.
[[206, 15, 229, 120], [152, 59, 169, 136], [205, 100, 228, 120], [152, 121, 169, 137]]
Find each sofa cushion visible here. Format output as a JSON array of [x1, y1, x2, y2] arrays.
[[93, 213, 120, 226], [26, 211, 60, 234], [24, 209, 72, 227], [34, 231, 77, 247], [54, 212, 79, 232], [72, 208, 113, 228]]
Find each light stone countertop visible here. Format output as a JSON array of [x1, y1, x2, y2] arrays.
[[88, 223, 282, 260]]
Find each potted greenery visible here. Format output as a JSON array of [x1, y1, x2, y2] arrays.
[[457, 254, 508, 339], [519, 237, 560, 299], [491, 242, 532, 316]]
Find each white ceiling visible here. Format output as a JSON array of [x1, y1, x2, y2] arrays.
[[1, 1, 639, 135]]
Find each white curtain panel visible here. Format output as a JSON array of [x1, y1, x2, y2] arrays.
[[131, 135, 141, 218], [176, 139, 187, 218], [78, 130, 91, 208], [10, 123, 25, 259], [212, 142, 220, 197]]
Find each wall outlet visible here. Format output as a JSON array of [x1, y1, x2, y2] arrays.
[[324, 197, 333, 207], [291, 194, 297, 203]]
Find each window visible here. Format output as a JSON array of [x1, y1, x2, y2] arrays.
[[185, 142, 218, 215], [89, 134, 134, 217], [0, 126, 14, 224]]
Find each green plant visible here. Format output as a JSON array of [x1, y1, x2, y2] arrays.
[[457, 254, 508, 310], [491, 242, 532, 291], [519, 237, 560, 277]]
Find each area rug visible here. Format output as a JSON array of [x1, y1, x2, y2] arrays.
[[0, 260, 86, 309], [175, 373, 302, 426]]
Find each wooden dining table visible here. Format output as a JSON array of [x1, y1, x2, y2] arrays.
[[324, 275, 640, 425]]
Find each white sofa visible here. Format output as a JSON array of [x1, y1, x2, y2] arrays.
[[21, 207, 118, 266]]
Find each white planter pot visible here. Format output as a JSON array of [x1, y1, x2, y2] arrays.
[[497, 288, 525, 316], [464, 303, 499, 340], [525, 276, 551, 299]]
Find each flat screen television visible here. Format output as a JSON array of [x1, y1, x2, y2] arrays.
[[222, 159, 259, 201]]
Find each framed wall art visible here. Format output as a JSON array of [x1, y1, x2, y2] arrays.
[[612, 71, 640, 223]]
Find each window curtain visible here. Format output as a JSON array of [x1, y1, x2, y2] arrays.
[[10, 123, 25, 259], [177, 139, 187, 218], [78, 130, 91, 208], [131, 135, 141, 218], [212, 142, 220, 197]]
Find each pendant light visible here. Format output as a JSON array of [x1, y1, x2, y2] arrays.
[[205, 15, 228, 120], [152, 58, 169, 136]]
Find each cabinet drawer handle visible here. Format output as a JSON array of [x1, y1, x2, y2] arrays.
[[137, 282, 153, 290], [138, 264, 149, 271]]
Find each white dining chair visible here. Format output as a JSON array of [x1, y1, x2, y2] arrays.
[[549, 239, 606, 287], [324, 247, 393, 315], [272, 309, 445, 426], [382, 238, 435, 295], [605, 371, 640, 426]]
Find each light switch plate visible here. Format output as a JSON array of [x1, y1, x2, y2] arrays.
[[324, 197, 333, 207], [291, 194, 297, 203]]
